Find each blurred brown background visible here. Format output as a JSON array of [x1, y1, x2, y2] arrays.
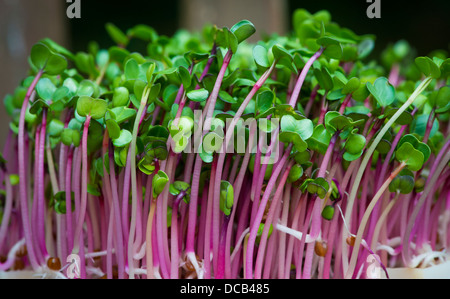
[[0, 0, 449, 149]]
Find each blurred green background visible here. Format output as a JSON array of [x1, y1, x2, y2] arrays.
[[0, 0, 449, 147]]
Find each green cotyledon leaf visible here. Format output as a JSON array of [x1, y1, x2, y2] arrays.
[[367, 77, 396, 107]]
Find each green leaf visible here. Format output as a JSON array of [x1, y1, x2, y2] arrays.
[[281, 115, 314, 140], [125, 58, 140, 80], [396, 142, 425, 171], [220, 181, 234, 216], [342, 77, 360, 95], [30, 43, 51, 70], [48, 119, 65, 137], [178, 66, 192, 88], [9, 174, 20, 186], [106, 119, 121, 139], [30, 43, 67, 75], [76, 96, 93, 117], [323, 44, 343, 60], [397, 134, 431, 163], [389, 169, 415, 194], [253, 45, 270, 68], [169, 181, 191, 204], [105, 23, 129, 46], [230, 20, 256, 44], [216, 27, 238, 53], [382, 108, 413, 125], [255, 90, 275, 116], [110, 107, 137, 124], [113, 129, 133, 147], [87, 183, 101, 197], [203, 132, 224, 153], [187, 88, 209, 102], [431, 86, 450, 114], [46, 53, 68, 76], [307, 124, 332, 155], [77, 80, 97, 97], [415, 56, 441, 79], [343, 132, 366, 162], [301, 177, 329, 199], [325, 111, 363, 133], [358, 39, 375, 59], [288, 164, 304, 183], [112, 87, 130, 107], [36, 78, 56, 101], [322, 205, 335, 221], [367, 77, 396, 107], [90, 99, 108, 119], [169, 181, 190, 196], [61, 129, 80, 147], [218, 90, 237, 104], [280, 131, 308, 152], [313, 66, 334, 91], [53, 86, 70, 102], [74, 52, 98, 76], [153, 170, 169, 198]]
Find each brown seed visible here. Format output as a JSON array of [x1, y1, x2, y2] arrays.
[[13, 259, 25, 271], [113, 265, 119, 279], [47, 257, 62, 271], [314, 241, 328, 257], [184, 255, 202, 272], [16, 245, 27, 258], [346, 236, 356, 247]]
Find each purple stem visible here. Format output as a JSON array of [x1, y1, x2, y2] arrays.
[[245, 144, 292, 278], [185, 51, 233, 259], [108, 144, 125, 278], [72, 114, 92, 255], [18, 70, 43, 270], [65, 148, 74, 255], [37, 110, 49, 260], [215, 216, 230, 279], [170, 192, 186, 279], [254, 162, 293, 278], [288, 48, 324, 107]]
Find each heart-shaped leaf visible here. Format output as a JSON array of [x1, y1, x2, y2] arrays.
[[76, 96, 107, 119], [389, 169, 415, 194], [30, 43, 67, 75], [307, 124, 332, 155], [396, 142, 425, 171], [415, 56, 441, 79], [281, 115, 314, 140], [367, 77, 396, 107], [397, 134, 431, 163]]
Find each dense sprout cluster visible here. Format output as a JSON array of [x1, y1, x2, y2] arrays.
[[0, 9, 449, 279]]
